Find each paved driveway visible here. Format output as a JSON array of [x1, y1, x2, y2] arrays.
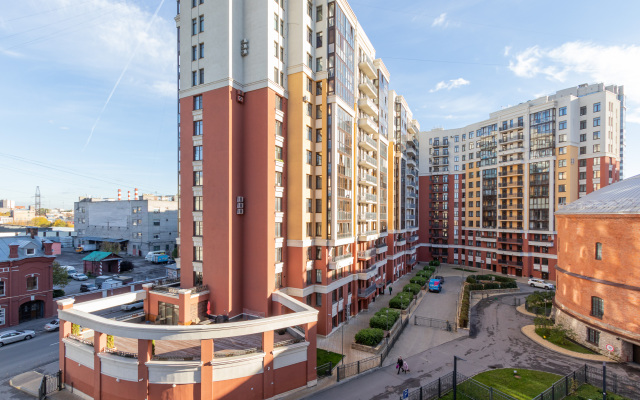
[[305, 292, 640, 400]]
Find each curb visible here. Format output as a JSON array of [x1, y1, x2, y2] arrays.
[[520, 325, 611, 361], [515, 304, 537, 317]]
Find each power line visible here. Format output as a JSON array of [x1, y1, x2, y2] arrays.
[[2, 0, 97, 23]]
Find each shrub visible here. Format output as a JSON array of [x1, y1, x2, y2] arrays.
[[483, 283, 501, 290], [53, 289, 65, 298], [120, 260, 134, 272], [369, 309, 400, 330], [71, 324, 80, 336], [466, 276, 477, 284], [403, 283, 421, 296], [389, 292, 413, 309], [458, 286, 471, 328], [500, 282, 518, 289], [468, 283, 484, 291], [107, 335, 115, 349], [423, 265, 435, 272], [410, 276, 427, 286], [493, 276, 514, 283], [355, 328, 384, 347], [428, 260, 440, 267], [376, 308, 400, 321]]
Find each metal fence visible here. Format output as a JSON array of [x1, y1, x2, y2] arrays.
[[38, 370, 62, 400], [316, 362, 334, 379], [404, 371, 518, 400], [337, 355, 380, 381], [414, 316, 454, 331]]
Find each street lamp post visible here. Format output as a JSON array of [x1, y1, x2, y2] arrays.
[[453, 356, 467, 400]]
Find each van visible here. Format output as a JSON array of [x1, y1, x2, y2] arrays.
[[428, 278, 442, 293], [145, 251, 166, 262], [95, 276, 115, 288], [61, 266, 77, 276], [101, 280, 123, 290]]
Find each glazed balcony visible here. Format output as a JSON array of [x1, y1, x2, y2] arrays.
[[358, 212, 377, 222]]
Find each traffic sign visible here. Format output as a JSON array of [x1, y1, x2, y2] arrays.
[[402, 388, 409, 399], [606, 344, 614, 352]]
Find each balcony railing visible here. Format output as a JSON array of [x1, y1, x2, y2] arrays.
[[359, 173, 377, 186], [358, 212, 377, 222], [359, 133, 377, 151], [497, 237, 523, 244], [358, 248, 377, 260], [358, 283, 377, 298], [360, 193, 377, 204]]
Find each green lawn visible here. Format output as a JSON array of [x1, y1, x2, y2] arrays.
[[535, 328, 596, 354], [440, 368, 561, 400], [316, 349, 343, 369], [565, 384, 630, 400]]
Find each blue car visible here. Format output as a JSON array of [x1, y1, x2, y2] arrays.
[[428, 278, 442, 293]]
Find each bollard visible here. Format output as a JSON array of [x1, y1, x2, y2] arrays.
[[438, 377, 441, 398]]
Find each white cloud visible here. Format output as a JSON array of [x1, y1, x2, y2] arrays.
[[503, 46, 511, 57], [507, 41, 640, 122], [432, 13, 448, 28], [430, 78, 470, 93]]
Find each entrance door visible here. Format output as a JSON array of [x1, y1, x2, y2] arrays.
[[501, 267, 508, 275], [19, 301, 44, 323], [633, 344, 640, 363], [515, 269, 523, 277]]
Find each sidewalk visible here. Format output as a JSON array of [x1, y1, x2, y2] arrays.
[[5, 315, 55, 335], [316, 263, 426, 365]]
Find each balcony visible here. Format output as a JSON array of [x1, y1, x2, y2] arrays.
[[358, 229, 377, 242], [498, 259, 523, 268], [396, 237, 406, 246], [358, 153, 378, 170], [499, 204, 524, 210], [358, 97, 378, 118], [376, 243, 388, 254], [328, 253, 354, 270], [358, 78, 377, 99], [499, 214, 524, 221], [497, 237, 523, 244], [358, 212, 377, 222], [407, 157, 417, 168], [408, 121, 418, 135], [498, 122, 524, 132], [358, 247, 377, 260], [499, 169, 524, 176], [499, 145, 525, 154], [358, 283, 377, 298], [358, 117, 379, 136], [499, 133, 525, 143], [359, 172, 377, 187], [359, 192, 377, 205], [358, 57, 376, 80], [358, 133, 377, 152], [498, 180, 524, 187], [408, 235, 419, 243], [498, 192, 524, 198], [406, 143, 417, 157]]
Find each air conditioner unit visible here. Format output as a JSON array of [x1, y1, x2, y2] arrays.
[[303, 95, 309, 103]]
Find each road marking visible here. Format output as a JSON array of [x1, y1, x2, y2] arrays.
[[50, 342, 60, 346]]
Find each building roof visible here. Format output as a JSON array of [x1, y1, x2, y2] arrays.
[[82, 251, 122, 262], [81, 236, 127, 243], [0, 236, 50, 262], [556, 174, 640, 215]]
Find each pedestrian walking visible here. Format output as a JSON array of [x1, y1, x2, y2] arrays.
[[403, 360, 410, 374], [396, 356, 403, 374], [388, 286, 393, 295]]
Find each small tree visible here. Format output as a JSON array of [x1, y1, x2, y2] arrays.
[[30, 216, 51, 227], [71, 323, 80, 336], [53, 219, 68, 227], [52, 261, 70, 288], [100, 242, 121, 254], [106, 335, 115, 349]]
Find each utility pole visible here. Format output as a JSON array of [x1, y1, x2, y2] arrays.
[[35, 186, 41, 217]]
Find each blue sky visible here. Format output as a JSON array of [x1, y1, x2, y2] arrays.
[[1, 0, 639, 208]]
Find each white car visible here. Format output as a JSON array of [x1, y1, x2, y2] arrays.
[[71, 273, 88, 281], [0, 330, 36, 346], [528, 278, 555, 290], [44, 319, 60, 332], [121, 301, 144, 311]]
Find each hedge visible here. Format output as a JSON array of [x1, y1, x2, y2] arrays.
[[416, 270, 433, 279], [458, 286, 471, 328], [403, 283, 422, 296], [500, 282, 518, 289], [471, 274, 515, 283], [423, 265, 436, 272], [369, 308, 400, 329], [355, 328, 384, 347], [389, 292, 413, 310], [409, 276, 427, 286], [428, 260, 440, 267], [483, 282, 501, 290], [53, 289, 65, 298]]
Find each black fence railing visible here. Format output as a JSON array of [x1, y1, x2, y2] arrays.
[[316, 362, 334, 379], [414, 316, 453, 331], [39, 370, 62, 400]]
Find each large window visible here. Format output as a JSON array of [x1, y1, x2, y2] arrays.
[[586, 327, 600, 345], [275, 222, 283, 238], [0, 281, 4, 296], [26, 276, 38, 291], [193, 145, 203, 161], [0, 308, 4, 326], [591, 296, 604, 318]]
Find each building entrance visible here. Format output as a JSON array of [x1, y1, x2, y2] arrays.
[[633, 344, 640, 363], [19, 300, 44, 323]]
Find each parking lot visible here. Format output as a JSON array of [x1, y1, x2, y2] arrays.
[[54, 248, 170, 295]]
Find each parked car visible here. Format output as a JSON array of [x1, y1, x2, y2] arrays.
[[435, 275, 445, 284], [71, 273, 88, 281], [80, 283, 99, 292], [428, 278, 442, 293], [61, 265, 77, 277], [528, 278, 555, 290], [44, 319, 60, 332], [121, 301, 144, 311], [95, 276, 116, 288], [145, 251, 166, 262], [0, 330, 36, 347]]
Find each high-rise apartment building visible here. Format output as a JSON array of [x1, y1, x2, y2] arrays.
[[418, 83, 623, 280]]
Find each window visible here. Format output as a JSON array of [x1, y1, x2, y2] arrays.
[[316, 199, 322, 213], [275, 171, 283, 187], [558, 159, 567, 168], [593, 158, 600, 166], [198, 68, 204, 84], [559, 106, 567, 116], [307, 199, 312, 213], [276, 121, 283, 137], [306, 126, 312, 140], [280, 46, 284, 61], [275, 222, 283, 237], [193, 196, 203, 211], [315, 293, 322, 306], [558, 147, 567, 155], [559, 197, 566, 205], [193, 171, 203, 186], [558, 184, 566, 192], [316, 153, 322, 165], [275, 247, 283, 263], [275, 95, 283, 111], [306, 103, 312, 116], [193, 145, 203, 161], [586, 327, 600, 345], [580, 120, 587, 129], [192, 45, 197, 61], [316, 176, 322, 189], [194, 221, 203, 236], [580, 146, 586, 155], [274, 41, 278, 58], [306, 151, 312, 164], [593, 144, 600, 153], [199, 43, 204, 58], [580, 106, 587, 116], [316, 57, 323, 72], [316, 105, 322, 119], [559, 121, 567, 130], [306, 222, 312, 236], [194, 120, 202, 136], [307, 0, 312, 16], [0, 308, 4, 326], [275, 197, 283, 212], [199, 15, 204, 32], [192, 18, 197, 35], [307, 53, 312, 68], [280, 19, 284, 36], [316, 32, 323, 48], [315, 222, 321, 236], [316, 5, 323, 21], [307, 174, 313, 189], [192, 71, 197, 86], [274, 13, 278, 31], [307, 27, 312, 44], [316, 81, 322, 95], [558, 172, 566, 180], [26, 275, 38, 291], [194, 95, 202, 110], [316, 269, 322, 283], [579, 172, 586, 180], [0, 281, 4, 296], [593, 170, 600, 179], [275, 146, 283, 161], [316, 129, 322, 142], [593, 102, 601, 112], [579, 159, 587, 167], [595, 242, 602, 260], [579, 184, 586, 192], [194, 246, 203, 261], [593, 131, 600, 140], [580, 134, 587, 142], [590, 296, 604, 318], [593, 117, 601, 127]]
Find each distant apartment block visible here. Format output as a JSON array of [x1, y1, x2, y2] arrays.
[[74, 196, 177, 256], [418, 83, 623, 280], [0, 199, 15, 209]]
